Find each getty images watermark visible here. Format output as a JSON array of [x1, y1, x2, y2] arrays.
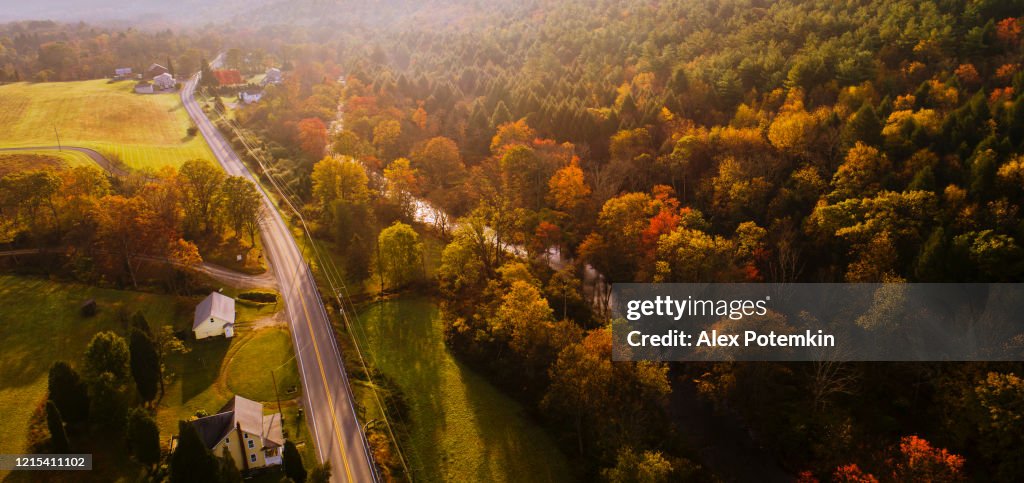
[[611, 284, 1024, 362]]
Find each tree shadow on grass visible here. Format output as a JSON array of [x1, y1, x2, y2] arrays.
[[181, 337, 231, 402]]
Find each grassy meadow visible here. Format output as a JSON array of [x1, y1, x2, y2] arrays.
[[353, 297, 572, 483], [0, 275, 305, 474], [0, 151, 95, 176], [0, 80, 214, 171]]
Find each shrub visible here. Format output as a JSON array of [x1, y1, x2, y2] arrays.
[[238, 290, 278, 304]]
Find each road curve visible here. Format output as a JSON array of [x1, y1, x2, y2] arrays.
[[0, 146, 130, 177], [181, 75, 376, 483]]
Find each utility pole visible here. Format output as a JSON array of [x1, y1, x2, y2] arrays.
[[270, 368, 284, 422], [53, 125, 61, 152]]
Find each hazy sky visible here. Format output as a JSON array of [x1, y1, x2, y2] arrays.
[[0, 0, 219, 24]]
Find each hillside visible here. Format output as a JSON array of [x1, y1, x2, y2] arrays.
[[0, 80, 214, 170]]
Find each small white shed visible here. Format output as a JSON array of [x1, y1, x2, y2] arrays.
[[193, 292, 237, 339]]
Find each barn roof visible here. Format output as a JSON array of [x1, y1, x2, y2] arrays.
[[193, 292, 235, 329]]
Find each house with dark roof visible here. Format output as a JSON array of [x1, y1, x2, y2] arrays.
[[146, 63, 169, 79], [193, 292, 236, 339], [189, 395, 284, 470], [262, 67, 283, 86]]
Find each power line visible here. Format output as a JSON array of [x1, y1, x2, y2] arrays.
[[200, 88, 416, 479]]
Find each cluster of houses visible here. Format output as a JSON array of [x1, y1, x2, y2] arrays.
[[235, 67, 284, 105], [115, 63, 177, 94], [182, 292, 285, 471]]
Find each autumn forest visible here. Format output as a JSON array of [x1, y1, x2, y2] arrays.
[[2, 0, 1024, 481]]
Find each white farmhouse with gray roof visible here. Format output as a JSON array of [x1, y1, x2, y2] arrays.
[[193, 292, 236, 339]]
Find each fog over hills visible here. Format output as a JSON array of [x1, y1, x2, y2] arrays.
[[0, 0, 497, 29], [0, 0, 225, 24]]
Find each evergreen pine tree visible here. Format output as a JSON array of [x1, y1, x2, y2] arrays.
[[283, 440, 307, 483], [126, 408, 161, 466], [170, 421, 220, 483], [45, 400, 70, 453], [48, 361, 89, 424], [129, 328, 160, 403]]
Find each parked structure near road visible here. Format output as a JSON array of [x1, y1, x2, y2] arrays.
[[189, 395, 285, 470], [134, 81, 154, 94], [193, 291, 236, 339], [114, 67, 132, 79], [262, 67, 282, 85], [153, 72, 176, 90]]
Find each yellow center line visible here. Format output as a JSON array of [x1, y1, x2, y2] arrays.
[[295, 273, 356, 483], [189, 80, 357, 482]]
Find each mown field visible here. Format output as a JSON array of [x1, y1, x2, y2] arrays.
[[353, 297, 572, 483], [0, 151, 94, 176], [0, 80, 214, 171]]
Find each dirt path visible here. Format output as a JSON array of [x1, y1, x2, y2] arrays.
[[197, 261, 277, 290]]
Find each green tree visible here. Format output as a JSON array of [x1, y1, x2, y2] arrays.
[[89, 372, 127, 433], [126, 408, 161, 465], [177, 159, 226, 236], [221, 176, 264, 247], [308, 462, 332, 483], [378, 222, 423, 290], [129, 328, 160, 403], [84, 331, 130, 384], [601, 447, 674, 483], [311, 156, 370, 223], [45, 400, 70, 453], [974, 372, 1024, 480], [154, 326, 189, 400], [47, 361, 89, 424], [844, 102, 884, 147], [199, 58, 216, 87], [283, 440, 307, 483], [170, 421, 220, 483]]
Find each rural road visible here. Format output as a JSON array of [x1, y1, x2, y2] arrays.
[[0, 146, 130, 176], [181, 75, 376, 482]]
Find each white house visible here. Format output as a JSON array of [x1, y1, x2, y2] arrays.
[[239, 89, 263, 104], [114, 67, 132, 79], [193, 292, 236, 339], [134, 81, 154, 94], [153, 72, 175, 90], [262, 67, 282, 86]]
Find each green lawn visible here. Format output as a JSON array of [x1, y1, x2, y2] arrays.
[[353, 297, 572, 483], [0, 275, 188, 456], [226, 327, 300, 402], [155, 307, 298, 440], [0, 275, 303, 473], [0, 80, 215, 171]]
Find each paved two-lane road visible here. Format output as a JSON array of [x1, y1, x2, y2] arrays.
[[181, 75, 375, 483]]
